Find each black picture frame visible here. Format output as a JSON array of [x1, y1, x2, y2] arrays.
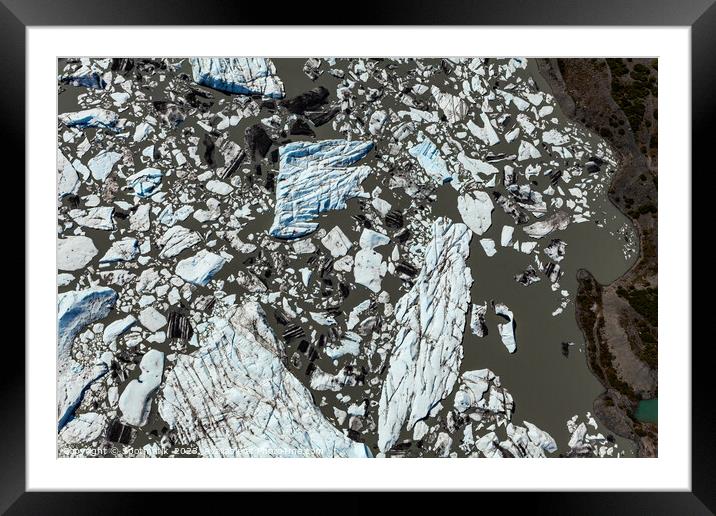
[[4, 1, 707, 513]]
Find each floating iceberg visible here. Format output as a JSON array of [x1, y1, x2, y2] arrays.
[[99, 237, 139, 263], [69, 206, 114, 230], [354, 248, 385, 293], [522, 211, 570, 238], [190, 58, 285, 98], [157, 225, 201, 259], [126, 168, 162, 198], [119, 349, 164, 427], [378, 218, 473, 452], [60, 65, 106, 89], [159, 301, 371, 457], [88, 150, 122, 181], [408, 138, 452, 183], [59, 108, 119, 130], [57, 151, 79, 199], [57, 236, 97, 271], [269, 140, 373, 239], [457, 190, 493, 235], [175, 250, 226, 286], [493, 302, 517, 353], [57, 287, 117, 430]]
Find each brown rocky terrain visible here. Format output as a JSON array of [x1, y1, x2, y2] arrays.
[[537, 58, 658, 457]]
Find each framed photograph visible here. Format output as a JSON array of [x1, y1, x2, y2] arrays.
[[7, 0, 707, 512]]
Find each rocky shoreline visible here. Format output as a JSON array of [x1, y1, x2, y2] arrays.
[[536, 58, 658, 457]]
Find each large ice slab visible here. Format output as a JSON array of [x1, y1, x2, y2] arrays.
[[190, 58, 285, 98], [269, 140, 373, 239], [159, 301, 371, 457], [57, 287, 117, 430], [378, 218, 473, 452], [59, 108, 119, 130]]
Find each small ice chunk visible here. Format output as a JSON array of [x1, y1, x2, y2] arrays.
[[320, 226, 352, 258], [359, 228, 390, 250], [119, 349, 164, 426], [479, 238, 497, 257], [457, 191, 493, 236], [354, 249, 385, 292], [99, 238, 139, 263], [57, 236, 97, 271]]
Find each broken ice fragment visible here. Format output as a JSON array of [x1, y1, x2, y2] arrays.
[[479, 238, 497, 257], [493, 302, 517, 353], [57, 236, 97, 271], [470, 302, 488, 337], [354, 249, 385, 293], [126, 168, 162, 198], [457, 191, 493, 236], [59, 108, 119, 130], [139, 306, 167, 332], [269, 140, 373, 239], [157, 225, 201, 259], [359, 228, 390, 250], [378, 218, 472, 453], [190, 58, 285, 98], [431, 86, 468, 123], [175, 250, 226, 286], [57, 287, 117, 430], [69, 206, 114, 230], [88, 150, 123, 181], [60, 65, 106, 89], [522, 211, 570, 238], [408, 138, 452, 183], [467, 113, 500, 146], [320, 226, 352, 258], [500, 225, 515, 247], [119, 349, 164, 427], [99, 237, 139, 264], [57, 151, 79, 199], [102, 315, 136, 344]]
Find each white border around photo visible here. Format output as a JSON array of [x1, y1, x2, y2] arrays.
[[27, 26, 690, 491]]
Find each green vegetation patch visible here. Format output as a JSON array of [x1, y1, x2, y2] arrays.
[[606, 58, 657, 133], [617, 286, 658, 327]]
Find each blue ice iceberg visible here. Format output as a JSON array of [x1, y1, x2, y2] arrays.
[[59, 108, 119, 130], [190, 58, 285, 99], [269, 140, 374, 239], [408, 138, 452, 183], [57, 287, 117, 431], [127, 168, 162, 197]]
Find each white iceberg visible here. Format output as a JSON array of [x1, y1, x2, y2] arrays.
[[408, 138, 452, 183], [190, 57, 285, 98], [158, 301, 371, 457], [457, 191, 493, 236], [378, 218, 472, 453], [175, 250, 226, 286], [57, 286, 117, 430], [119, 349, 164, 427]]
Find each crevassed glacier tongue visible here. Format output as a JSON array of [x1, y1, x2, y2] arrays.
[[378, 217, 473, 453], [57, 286, 117, 431], [190, 58, 285, 99], [269, 140, 374, 239], [158, 301, 371, 458]]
